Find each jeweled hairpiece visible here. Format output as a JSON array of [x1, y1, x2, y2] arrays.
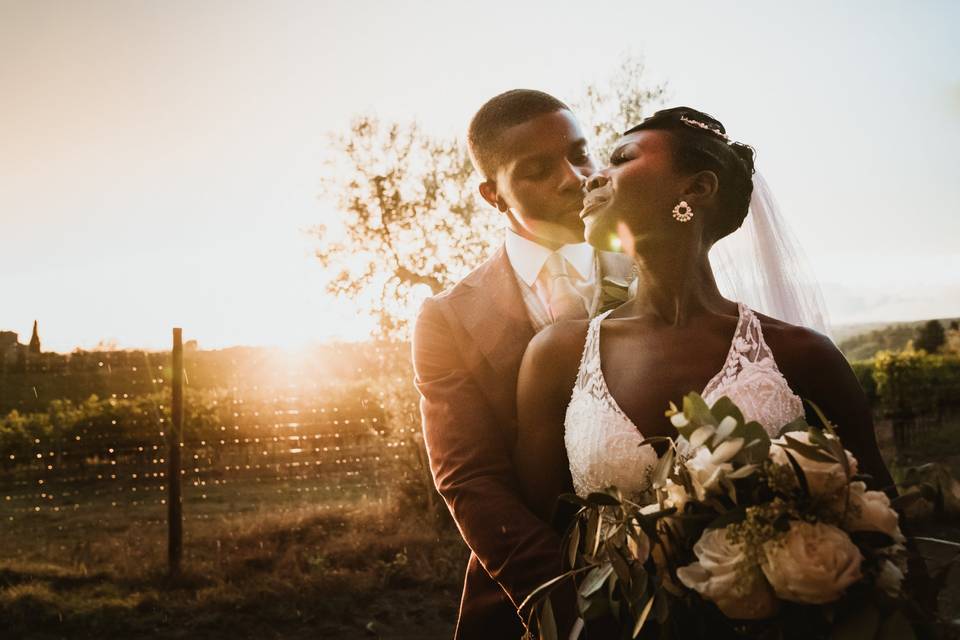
[[679, 115, 732, 142]]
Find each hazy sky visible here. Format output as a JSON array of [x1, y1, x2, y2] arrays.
[[2, 0, 958, 351]]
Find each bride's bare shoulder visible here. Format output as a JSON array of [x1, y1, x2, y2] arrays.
[[753, 311, 844, 370], [519, 319, 592, 391]]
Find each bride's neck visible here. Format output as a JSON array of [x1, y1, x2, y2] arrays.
[[629, 241, 727, 325]]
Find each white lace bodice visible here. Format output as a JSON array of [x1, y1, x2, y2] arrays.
[[564, 303, 804, 498]]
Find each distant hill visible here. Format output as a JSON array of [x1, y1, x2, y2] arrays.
[[836, 317, 960, 361]]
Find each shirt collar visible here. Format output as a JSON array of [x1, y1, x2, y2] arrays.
[[504, 228, 595, 286]]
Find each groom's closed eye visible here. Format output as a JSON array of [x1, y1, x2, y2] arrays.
[[519, 160, 549, 180], [569, 141, 590, 164]]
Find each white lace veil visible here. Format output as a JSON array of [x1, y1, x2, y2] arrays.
[[710, 171, 832, 336]]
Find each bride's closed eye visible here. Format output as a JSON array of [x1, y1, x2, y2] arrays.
[[609, 146, 635, 166]]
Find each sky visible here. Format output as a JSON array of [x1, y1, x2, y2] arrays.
[[2, 0, 958, 352]]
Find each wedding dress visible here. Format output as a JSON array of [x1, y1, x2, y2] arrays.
[[564, 303, 804, 498]]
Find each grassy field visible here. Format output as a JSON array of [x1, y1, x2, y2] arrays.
[[2, 417, 959, 640], [0, 479, 467, 640]]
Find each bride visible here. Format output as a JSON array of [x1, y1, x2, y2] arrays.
[[514, 106, 894, 527]]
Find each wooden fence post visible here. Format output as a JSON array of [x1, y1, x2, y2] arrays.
[[169, 328, 184, 575]]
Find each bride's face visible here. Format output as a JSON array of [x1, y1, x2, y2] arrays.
[[581, 130, 689, 253]]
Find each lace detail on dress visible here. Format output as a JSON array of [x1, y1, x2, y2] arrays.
[[564, 303, 805, 499], [701, 304, 805, 438], [565, 311, 658, 499]]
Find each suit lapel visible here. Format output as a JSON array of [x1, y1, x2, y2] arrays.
[[450, 247, 535, 384]]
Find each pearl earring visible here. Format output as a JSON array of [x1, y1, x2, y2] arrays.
[[672, 200, 693, 222]]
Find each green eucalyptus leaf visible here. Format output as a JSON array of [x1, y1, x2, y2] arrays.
[[567, 521, 581, 569], [805, 399, 838, 435], [783, 449, 810, 498], [587, 491, 622, 506], [807, 428, 832, 449], [683, 392, 717, 427], [585, 509, 601, 559], [632, 595, 656, 638], [782, 435, 838, 464], [539, 597, 558, 640], [778, 416, 809, 436], [518, 565, 594, 614], [628, 563, 649, 602], [559, 493, 592, 508], [738, 422, 770, 463], [826, 438, 851, 478], [652, 447, 675, 489], [708, 396, 745, 425], [579, 565, 615, 598], [638, 435, 674, 448], [606, 539, 632, 587]]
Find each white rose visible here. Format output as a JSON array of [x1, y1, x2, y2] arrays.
[[875, 559, 904, 598], [769, 431, 858, 497], [761, 521, 863, 604], [676, 528, 779, 620], [844, 481, 906, 545]]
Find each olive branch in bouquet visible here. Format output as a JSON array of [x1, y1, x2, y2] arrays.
[[518, 486, 677, 640], [524, 393, 960, 640]]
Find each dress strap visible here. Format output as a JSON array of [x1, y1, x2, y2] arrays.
[[574, 310, 614, 391], [702, 303, 778, 398], [740, 304, 776, 365]]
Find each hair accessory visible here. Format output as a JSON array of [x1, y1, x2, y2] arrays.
[[672, 200, 694, 223], [679, 115, 731, 142]]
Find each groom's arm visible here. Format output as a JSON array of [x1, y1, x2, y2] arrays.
[[412, 297, 567, 616]]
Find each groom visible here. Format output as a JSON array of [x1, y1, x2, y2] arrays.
[[412, 89, 634, 638]]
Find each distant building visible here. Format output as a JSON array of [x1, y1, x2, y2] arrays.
[[29, 320, 41, 354], [1, 331, 24, 371], [0, 331, 18, 366], [1, 321, 42, 371]]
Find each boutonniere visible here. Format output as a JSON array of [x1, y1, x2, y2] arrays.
[[597, 273, 637, 314]]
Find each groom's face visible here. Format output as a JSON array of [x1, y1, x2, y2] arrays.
[[480, 110, 596, 247]]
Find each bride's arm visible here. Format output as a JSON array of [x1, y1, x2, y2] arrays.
[[514, 322, 587, 523], [780, 329, 897, 496]]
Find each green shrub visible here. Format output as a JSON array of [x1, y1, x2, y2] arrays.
[[873, 350, 960, 418]]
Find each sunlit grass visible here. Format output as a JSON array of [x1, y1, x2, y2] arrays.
[[0, 483, 466, 639]]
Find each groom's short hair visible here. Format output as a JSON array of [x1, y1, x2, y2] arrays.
[[467, 89, 571, 179]]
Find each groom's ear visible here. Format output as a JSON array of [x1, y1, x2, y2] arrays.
[[479, 180, 508, 212], [684, 170, 720, 206]]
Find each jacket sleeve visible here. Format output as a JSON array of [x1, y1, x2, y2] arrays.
[[412, 296, 566, 614]]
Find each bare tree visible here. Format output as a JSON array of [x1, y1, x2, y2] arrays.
[[573, 54, 668, 166], [313, 118, 499, 338]]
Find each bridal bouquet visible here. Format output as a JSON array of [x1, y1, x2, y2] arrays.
[[523, 394, 948, 640]]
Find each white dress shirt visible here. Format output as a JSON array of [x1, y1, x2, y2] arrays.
[[504, 228, 600, 331]]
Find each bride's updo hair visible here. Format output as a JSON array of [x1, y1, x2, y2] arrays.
[[625, 107, 756, 242]]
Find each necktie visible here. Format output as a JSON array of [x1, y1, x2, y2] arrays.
[[544, 252, 588, 322]]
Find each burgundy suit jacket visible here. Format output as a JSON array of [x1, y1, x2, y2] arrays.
[[412, 245, 634, 639]]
